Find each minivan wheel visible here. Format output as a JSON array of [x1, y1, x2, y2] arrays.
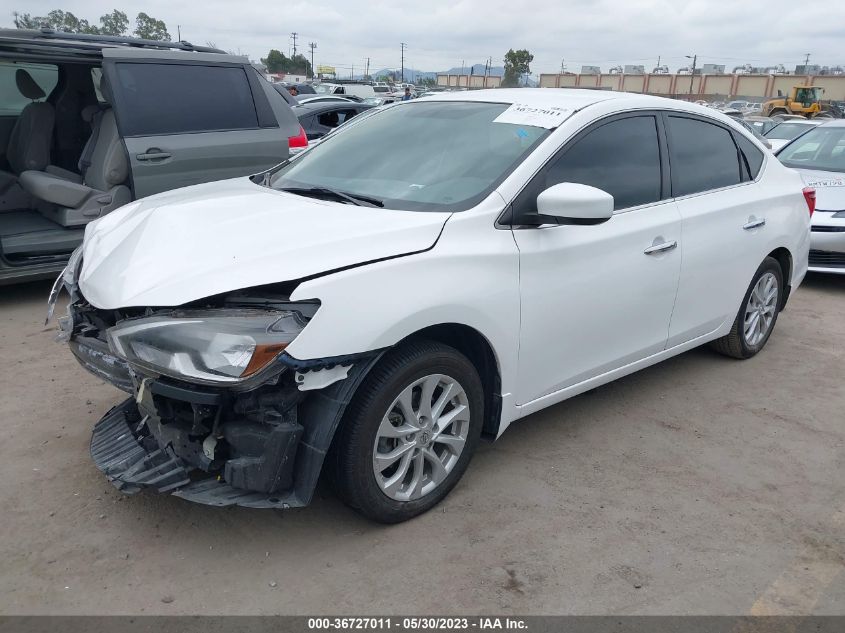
[[710, 257, 783, 359], [329, 340, 484, 523]]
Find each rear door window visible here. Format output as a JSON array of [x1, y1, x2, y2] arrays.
[[666, 116, 742, 196], [113, 63, 259, 136], [317, 108, 359, 128], [0, 61, 58, 115]]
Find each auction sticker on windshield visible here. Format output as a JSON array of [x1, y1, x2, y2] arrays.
[[493, 103, 571, 129]]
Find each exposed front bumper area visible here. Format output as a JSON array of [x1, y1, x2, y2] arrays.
[[92, 398, 304, 508], [84, 350, 383, 509]]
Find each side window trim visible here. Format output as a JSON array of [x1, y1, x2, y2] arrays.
[[244, 66, 278, 128], [660, 111, 749, 199], [730, 129, 767, 183], [506, 110, 667, 225]]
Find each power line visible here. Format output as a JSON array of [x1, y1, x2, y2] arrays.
[[290, 32, 298, 58]]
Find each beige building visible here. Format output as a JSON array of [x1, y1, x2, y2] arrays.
[[536, 72, 845, 101], [435, 74, 502, 89]]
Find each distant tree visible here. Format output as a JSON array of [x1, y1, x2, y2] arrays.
[[13, 8, 160, 40], [261, 50, 312, 76], [13, 9, 99, 33], [12, 12, 45, 29], [289, 53, 312, 77], [134, 12, 170, 41], [502, 49, 533, 87], [98, 10, 128, 36], [262, 49, 287, 73]]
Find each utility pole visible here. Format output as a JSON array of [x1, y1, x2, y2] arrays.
[[687, 54, 697, 98], [560, 58, 565, 75], [351, 64, 354, 80], [177, 25, 181, 41], [365, 57, 370, 79], [290, 32, 298, 58], [400, 42, 407, 83], [308, 42, 316, 80], [804, 53, 811, 67]]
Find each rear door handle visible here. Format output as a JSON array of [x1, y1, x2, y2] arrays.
[[644, 240, 677, 255], [136, 150, 172, 161], [743, 218, 766, 230]]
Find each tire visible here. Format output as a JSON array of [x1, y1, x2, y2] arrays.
[[329, 340, 484, 523], [710, 257, 784, 359]]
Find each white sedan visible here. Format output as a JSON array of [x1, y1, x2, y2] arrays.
[[776, 120, 845, 273], [765, 119, 825, 152], [53, 89, 811, 523]]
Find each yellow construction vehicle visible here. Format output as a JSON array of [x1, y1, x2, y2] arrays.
[[762, 86, 833, 118]]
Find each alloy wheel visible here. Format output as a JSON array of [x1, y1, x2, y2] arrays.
[[743, 272, 779, 347], [372, 373, 470, 501]]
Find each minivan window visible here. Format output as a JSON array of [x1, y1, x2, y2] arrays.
[[514, 115, 662, 214], [667, 116, 742, 196], [0, 61, 58, 116], [114, 63, 259, 135], [271, 101, 549, 212]]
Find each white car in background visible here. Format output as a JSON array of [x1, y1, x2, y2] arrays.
[[776, 120, 845, 273], [765, 119, 825, 152], [52, 90, 811, 523]]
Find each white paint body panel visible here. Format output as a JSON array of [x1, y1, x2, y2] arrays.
[[512, 200, 682, 405], [75, 89, 811, 436]]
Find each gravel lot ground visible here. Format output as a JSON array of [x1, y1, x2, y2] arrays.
[[0, 274, 843, 616]]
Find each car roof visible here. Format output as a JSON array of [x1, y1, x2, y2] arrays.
[[293, 102, 374, 114], [775, 119, 825, 126], [416, 88, 744, 119]]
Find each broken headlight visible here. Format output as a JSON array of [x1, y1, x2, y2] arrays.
[[106, 309, 309, 385]]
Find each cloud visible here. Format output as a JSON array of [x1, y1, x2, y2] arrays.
[[10, 0, 845, 75]]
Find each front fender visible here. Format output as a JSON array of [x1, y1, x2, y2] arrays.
[[285, 209, 521, 405]]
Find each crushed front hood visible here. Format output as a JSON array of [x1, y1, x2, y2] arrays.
[[79, 178, 450, 309]]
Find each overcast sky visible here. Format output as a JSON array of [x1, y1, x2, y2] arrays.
[[9, 0, 845, 75]]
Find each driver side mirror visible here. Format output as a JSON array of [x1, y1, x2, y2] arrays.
[[523, 183, 615, 226]]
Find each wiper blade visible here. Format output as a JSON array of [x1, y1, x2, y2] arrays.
[[280, 186, 384, 207]]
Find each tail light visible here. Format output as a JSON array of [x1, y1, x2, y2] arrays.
[[802, 187, 816, 217], [288, 126, 308, 150]]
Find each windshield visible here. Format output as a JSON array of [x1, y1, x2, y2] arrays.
[[765, 122, 815, 140], [271, 101, 550, 212], [778, 126, 845, 173]]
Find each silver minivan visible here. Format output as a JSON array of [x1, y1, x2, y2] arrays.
[[0, 29, 301, 284]]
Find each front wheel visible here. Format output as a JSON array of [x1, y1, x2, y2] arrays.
[[710, 257, 783, 359], [329, 340, 484, 523]]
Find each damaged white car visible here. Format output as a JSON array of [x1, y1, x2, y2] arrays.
[[51, 90, 811, 523]]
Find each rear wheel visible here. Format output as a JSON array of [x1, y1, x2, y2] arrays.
[[710, 257, 783, 359], [329, 340, 484, 523]]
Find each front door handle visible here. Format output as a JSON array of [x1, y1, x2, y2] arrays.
[[136, 149, 172, 161], [644, 240, 677, 255], [743, 218, 766, 230]]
